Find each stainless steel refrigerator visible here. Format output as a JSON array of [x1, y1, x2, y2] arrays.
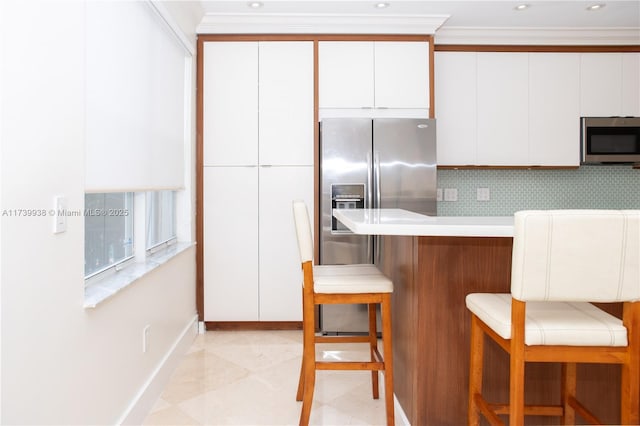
[[319, 117, 437, 334]]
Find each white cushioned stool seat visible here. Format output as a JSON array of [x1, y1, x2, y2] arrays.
[[466, 293, 628, 347], [314, 273, 393, 294]]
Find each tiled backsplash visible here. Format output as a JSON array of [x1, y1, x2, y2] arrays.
[[436, 165, 639, 216]]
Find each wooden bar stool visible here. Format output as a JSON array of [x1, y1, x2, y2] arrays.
[[292, 200, 395, 426], [466, 209, 640, 426]]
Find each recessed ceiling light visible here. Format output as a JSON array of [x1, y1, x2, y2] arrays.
[[514, 4, 530, 11], [375, 2, 390, 9], [587, 4, 606, 11], [248, 1, 263, 8]]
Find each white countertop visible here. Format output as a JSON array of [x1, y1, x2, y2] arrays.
[[332, 209, 514, 237]]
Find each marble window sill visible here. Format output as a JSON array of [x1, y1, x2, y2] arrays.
[[84, 241, 194, 308]]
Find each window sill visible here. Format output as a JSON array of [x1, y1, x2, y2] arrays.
[[84, 241, 194, 308]]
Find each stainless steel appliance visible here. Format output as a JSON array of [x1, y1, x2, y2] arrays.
[[581, 116, 640, 164], [319, 118, 437, 334]]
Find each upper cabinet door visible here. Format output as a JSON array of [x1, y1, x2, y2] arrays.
[[318, 41, 430, 113], [581, 52, 640, 117], [477, 53, 529, 166], [622, 53, 640, 117], [318, 42, 374, 108], [203, 42, 258, 166], [580, 53, 623, 117], [374, 42, 430, 109], [435, 52, 477, 166], [528, 53, 580, 166], [259, 42, 314, 166]]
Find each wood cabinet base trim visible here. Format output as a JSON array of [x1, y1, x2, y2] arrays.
[[205, 321, 303, 331]]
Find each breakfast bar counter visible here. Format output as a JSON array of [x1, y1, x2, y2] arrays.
[[333, 208, 514, 237], [333, 209, 622, 425]]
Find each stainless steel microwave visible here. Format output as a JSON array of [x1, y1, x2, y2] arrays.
[[581, 117, 640, 164]]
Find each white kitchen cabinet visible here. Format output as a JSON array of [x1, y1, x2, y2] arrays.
[[477, 53, 529, 166], [318, 42, 374, 109], [374, 42, 430, 109], [318, 41, 429, 112], [580, 53, 624, 117], [203, 41, 314, 322], [434, 52, 477, 166], [203, 166, 259, 321], [259, 42, 314, 166], [622, 53, 640, 116], [203, 42, 258, 166], [579, 53, 640, 117], [436, 51, 636, 167], [258, 166, 314, 321], [528, 53, 580, 166]]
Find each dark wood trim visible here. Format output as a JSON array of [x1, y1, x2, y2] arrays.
[[428, 36, 436, 119], [195, 36, 205, 322], [435, 44, 640, 53], [197, 34, 432, 42], [313, 40, 320, 262], [205, 321, 303, 331], [437, 165, 580, 170]]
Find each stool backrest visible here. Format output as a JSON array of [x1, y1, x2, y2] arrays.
[[293, 200, 314, 264], [511, 210, 640, 302]]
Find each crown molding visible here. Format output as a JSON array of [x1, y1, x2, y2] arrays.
[[196, 13, 450, 34], [435, 27, 640, 46]]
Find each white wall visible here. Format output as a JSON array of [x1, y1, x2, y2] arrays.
[[0, 1, 203, 424]]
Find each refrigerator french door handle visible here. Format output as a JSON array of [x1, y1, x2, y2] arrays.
[[366, 152, 372, 209], [374, 151, 381, 208], [373, 150, 381, 265]]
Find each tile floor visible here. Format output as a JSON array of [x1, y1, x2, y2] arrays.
[[143, 330, 404, 425]]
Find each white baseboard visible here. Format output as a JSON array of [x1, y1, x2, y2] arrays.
[[117, 314, 199, 425], [395, 393, 411, 426]]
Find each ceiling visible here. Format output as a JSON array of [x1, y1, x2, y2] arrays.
[[198, 1, 640, 29]]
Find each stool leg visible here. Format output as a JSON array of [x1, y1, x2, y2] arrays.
[[622, 348, 640, 425], [561, 363, 576, 425], [369, 302, 380, 399], [381, 295, 395, 426], [622, 301, 640, 425], [468, 314, 484, 426], [296, 356, 304, 401], [299, 360, 315, 426], [299, 319, 316, 426], [296, 287, 306, 402], [509, 300, 526, 426]]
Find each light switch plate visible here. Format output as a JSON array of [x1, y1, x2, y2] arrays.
[[444, 188, 458, 202], [53, 196, 67, 234], [477, 187, 490, 201], [436, 188, 443, 202]]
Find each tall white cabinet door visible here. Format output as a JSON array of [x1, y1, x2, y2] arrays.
[[203, 42, 258, 166], [477, 53, 529, 166], [258, 166, 314, 321], [435, 52, 477, 165], [318, 42, 374, 108], [529, 53, 580, 166], [204, 166, 259, 321], [622, 53, 640, 116], [580, 53, 623, 117], [259, 42, 314, 166], [374, 42, 430, 109]]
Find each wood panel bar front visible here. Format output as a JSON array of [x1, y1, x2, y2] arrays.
[[380, 235, 622, 426]]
